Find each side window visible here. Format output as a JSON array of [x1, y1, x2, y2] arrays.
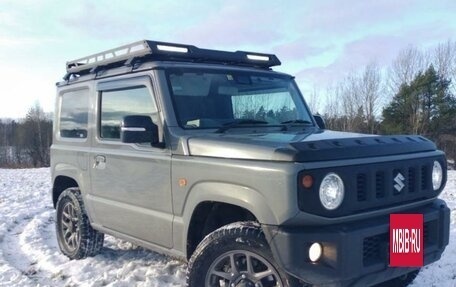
[[100, 86, 157, 140], [60, 89, 89, 139]]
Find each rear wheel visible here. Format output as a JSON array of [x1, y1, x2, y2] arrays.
[[186, 221, 300, 287], [55, 188, 104, 259]]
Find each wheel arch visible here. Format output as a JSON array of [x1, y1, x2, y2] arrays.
[[182, 181, 278, 259], [52, 176, 79, 207], [52, 164, 86, 208]]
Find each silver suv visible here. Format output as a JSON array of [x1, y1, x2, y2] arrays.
[[51, 40, 449, 287]]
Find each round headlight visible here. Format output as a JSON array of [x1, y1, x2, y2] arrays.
[[432, 161, 443, 190], [319, 173, 344, 210]]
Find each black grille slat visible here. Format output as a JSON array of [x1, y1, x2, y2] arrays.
[[357, 174, 367, 201], [421, 165, 428, 190], [408, 167, 416, 193], [375, 172, 385, 198]]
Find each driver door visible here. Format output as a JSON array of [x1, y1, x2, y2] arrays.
[[88, 76, 173, 248]]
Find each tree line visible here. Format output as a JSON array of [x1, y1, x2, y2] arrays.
[[0, 104, 52, 168], [311, 41, 456, 164]]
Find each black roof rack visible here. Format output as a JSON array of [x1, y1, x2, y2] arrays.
[[64, 40, 281, 79]]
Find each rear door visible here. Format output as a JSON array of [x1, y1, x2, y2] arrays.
[[88, 76, 173, 248]]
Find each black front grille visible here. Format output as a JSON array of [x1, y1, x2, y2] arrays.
[[349, 158, 439, 216], [355, 161, 432, 204], [356, 161, 433, 212]]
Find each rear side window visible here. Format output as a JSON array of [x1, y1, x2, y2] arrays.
[[60, 89, 89, 139], [100, 86, 157, 140]]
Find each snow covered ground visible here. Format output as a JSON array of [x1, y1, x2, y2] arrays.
[[0, 168, 455, 287]]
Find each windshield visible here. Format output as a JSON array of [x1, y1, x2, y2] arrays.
[[166, 68, 313, 130]]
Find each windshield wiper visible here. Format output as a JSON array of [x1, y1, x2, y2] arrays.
[[280, 119, 314, 131], [280, 119, 313, 125], [216, 119, 269, 133]]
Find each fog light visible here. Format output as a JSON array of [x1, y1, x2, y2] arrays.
[[309, 242, 322, 262]]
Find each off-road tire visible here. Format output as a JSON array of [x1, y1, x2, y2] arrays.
[[186, 221, 301, 287], [55, 187, 104, 259], [374, 270, 420, 287]]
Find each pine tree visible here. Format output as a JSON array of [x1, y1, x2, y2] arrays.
[[381, 65, 456, 136]]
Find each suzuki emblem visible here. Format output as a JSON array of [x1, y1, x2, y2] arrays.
[[394, 172, 405, 192]]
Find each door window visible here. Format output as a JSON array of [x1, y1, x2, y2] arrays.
[[100, 86, 157, 140]]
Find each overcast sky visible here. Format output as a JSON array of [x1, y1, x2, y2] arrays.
[[1, 0, 455, 118]]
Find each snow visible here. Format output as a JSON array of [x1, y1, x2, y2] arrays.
[[0, 168, 185, 287], [0, 168, 455, 287], [448, 160, 455, 170]]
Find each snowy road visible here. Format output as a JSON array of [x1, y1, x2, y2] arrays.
[[0, 168, 455, 286]]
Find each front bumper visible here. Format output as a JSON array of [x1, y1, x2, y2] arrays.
[[264, 199, 450, 287]]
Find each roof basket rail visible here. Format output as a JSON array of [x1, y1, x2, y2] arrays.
[[66, 40, 152, 74], [64, 40, 281, 79]]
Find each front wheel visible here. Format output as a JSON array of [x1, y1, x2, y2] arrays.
[[55, 188, 104, 259], [186, 221, 300, 287]]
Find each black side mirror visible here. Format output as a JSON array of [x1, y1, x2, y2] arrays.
[[313, 115, 326, 130], [121, 115, 159, 145]]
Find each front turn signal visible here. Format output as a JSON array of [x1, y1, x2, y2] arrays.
[[301, 175, 314, 189]]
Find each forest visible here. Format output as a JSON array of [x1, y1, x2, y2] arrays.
[[0, 104, 52, 168], [308, 41, 456, 165], [0, 41, 455, 168]]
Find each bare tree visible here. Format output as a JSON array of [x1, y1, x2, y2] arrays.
[[432, 40, 456, 93], [323, 64, 384, 134], [23, 103, 52, 167], [388, 46, 426, 95], [306, 86, 321, 114], [341, 74, 361, 131], [324, 85, 343, 130], [359, 63, 383, 133]]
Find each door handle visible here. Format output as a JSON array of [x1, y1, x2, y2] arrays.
[[93, 155, 106, 170]]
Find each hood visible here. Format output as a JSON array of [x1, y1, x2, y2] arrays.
[[187, 130, 437, 162]]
